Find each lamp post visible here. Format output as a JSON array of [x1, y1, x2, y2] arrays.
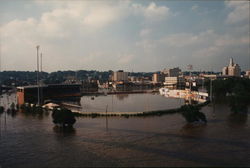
[[36, 45, 40, 105]]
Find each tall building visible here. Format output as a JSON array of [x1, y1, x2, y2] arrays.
[[222, 58, 241, 77], [164, 77, 185, 88], [152, 73, 159, 83], [222, 67, 228, 76], [112, 70, 128, 82], [162, 67, 181, 77]]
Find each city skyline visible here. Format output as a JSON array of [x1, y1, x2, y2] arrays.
[[0, 0, 249, 72]]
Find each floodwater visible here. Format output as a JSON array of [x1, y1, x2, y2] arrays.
[[0, 93, 250, 167], [77, 93, 185, 112]]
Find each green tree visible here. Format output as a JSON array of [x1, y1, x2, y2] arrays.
[[52, 108, 76, 127]]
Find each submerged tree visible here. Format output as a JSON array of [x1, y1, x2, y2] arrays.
[[229, 82, 249, 113], [181, 105, 207, 123], [52, 108, 76, 127], [10, 103, 17, 112]]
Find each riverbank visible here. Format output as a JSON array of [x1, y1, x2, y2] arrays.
[[73, 100, 210, 118]]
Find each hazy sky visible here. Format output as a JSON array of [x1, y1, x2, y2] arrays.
[[0, 0, 249, 72]]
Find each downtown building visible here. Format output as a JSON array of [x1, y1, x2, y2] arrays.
[[161, 67, 184, 88], [162, 67, 181, 77], [111, 70, 129, 82], [152, 73, 165, 84], [222, 58, 241, 77], [245, 70, 250, 79]]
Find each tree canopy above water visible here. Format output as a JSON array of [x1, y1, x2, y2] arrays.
[[206, 78, 250, 113], [181, 105, 207, 124]]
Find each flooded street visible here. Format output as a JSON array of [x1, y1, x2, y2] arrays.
[[0, 93, 250, 167]]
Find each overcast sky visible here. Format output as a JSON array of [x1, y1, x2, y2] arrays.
[[0, 0, 249, 72]]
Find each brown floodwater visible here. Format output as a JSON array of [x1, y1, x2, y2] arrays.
[[0, 93, 249, 167], [78, 93, 185, 112]]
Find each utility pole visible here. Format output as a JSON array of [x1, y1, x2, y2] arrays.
[[187, 64, 193, 92], [210, 78, 213, 102], [202, 77, 204, 91], [36, 45, 40, 105], [112, 94, 113, 112], [40, 52, 43, 104], [40, 53, 42, 74], [0, 47, 1, 101], [0, 49, 2, 91], [106, 104, 108, 131]]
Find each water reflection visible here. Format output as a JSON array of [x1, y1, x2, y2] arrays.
[[181, 123, 207, 130], [229, 96, 249, 114], [53, 125, 76, 136], [227, 113, 248, 128], [226, 95, 249, 128], [20, 109, 50, 120], [180, 124, 207, 138], [6, 109, 17, 118], [115, 94, 129, 100]]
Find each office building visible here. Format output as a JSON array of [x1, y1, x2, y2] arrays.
[[222, 58, 241, 77], [152, 73, 159, 83], [164, 77, 185, 88], [162, 67, 181, 77], [112, 70, 128, 82]]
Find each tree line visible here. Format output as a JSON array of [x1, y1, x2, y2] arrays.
[[0, 70, 157, 86], [206, 77, 250, 113]]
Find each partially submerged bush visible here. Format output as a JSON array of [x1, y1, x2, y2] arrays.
[[181, 105, 207, 123], [20, 103, 45, 114], [52, 108, 76, 127]]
